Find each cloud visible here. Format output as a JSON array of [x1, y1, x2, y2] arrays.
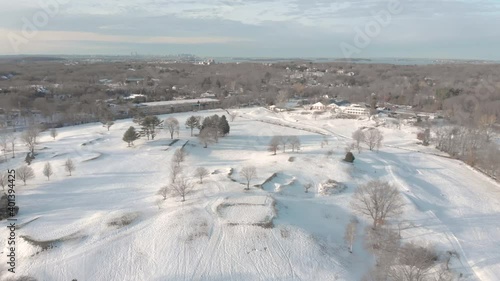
[[0, 27, 251, 54], [0, 0, 499, 59]]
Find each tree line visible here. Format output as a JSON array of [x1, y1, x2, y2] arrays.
[[122, 114, 231, 147]]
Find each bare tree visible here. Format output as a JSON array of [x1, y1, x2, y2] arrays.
[[345, 143, 355, 154], [351, 180, 404, 229], [241, 166, 257, 190], [397, 220, 415, 238], [268, 136, 282, 155], [33, 125, 43, 144], [21, 127, 39, 155], [194, 167, 209, 183], [363, 227, 401, 279], [0, 172, 7, 191], [478, 114, 496, 142], [479, 143, 500, 178], [170, 163, 183, 183], [198, 127, 215, 148], [158, 186, 169, 200], [280, 136, 289, 153], [344, 217, 359, 253], [352, 129, 365, 153], [288, 136, 301, 152], [165, 117, 180, 139], [388, 243, 438, 281], [104, 121, 115, 131], [417, 128, 431, 146], [172, 148, 187, 167], [171, 177, 193, 202], [50, 128, 58, 140], [229, 112, 238, 122], [0, 133, 8, 160], [304, 183, 313, 193], [276, 90, 289, 107], [364, 128, 384, 151], [8, 134, 16, 158], [64, 159, 75, 176], [16, 165, 35, 185], [43, 162, 53, 180]]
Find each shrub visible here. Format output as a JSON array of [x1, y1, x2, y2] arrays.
[[344, 152, 355, 163]]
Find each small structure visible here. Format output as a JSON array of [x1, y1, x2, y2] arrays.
[[125, 78, 145, 85], [200, 92, 216, 98], [123, 94, 146, 101], [310, 102, 326, 111], [134, 98, 219, 115], [327, 103, 342, 112], [341, 104, 370, 116], [99, 79, 113, 84]]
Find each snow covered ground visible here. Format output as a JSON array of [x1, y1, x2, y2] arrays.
[[0, 107, 499, 281]]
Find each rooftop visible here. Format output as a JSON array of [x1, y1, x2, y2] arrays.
[[138, 98, 219, 107]]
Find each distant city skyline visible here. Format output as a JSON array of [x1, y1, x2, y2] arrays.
[[1, 0, 499, 60]]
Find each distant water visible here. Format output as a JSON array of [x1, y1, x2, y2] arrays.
[[2, 55, 496, 66], [213, 57, 498, 66]]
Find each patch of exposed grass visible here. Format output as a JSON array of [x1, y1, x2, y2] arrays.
[[108, 212, 140, 228], [21, 231, 84, 254]]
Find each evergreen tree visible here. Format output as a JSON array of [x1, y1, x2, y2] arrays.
[[344, 152, 355, 163], [132, 111, 146, 125], [218, 115, 230, 136], [185, 116, 201, 136], [136, 116, 163, 140], [24, 153, 33, 165], [123, 126, 140, 147], [201, 115, 220, 130]]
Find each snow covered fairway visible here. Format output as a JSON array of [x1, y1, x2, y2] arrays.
[[0, 107, 499, 281]]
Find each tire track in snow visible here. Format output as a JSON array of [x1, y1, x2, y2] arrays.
[[270, 229, 302, 280], [381, 158, 480, 281], [190, 178, 224, 281]]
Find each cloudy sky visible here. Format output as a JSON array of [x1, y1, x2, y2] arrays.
[[0, 0, 499, 59]]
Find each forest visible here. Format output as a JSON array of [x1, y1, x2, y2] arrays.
[[0, 57, 499, 128]]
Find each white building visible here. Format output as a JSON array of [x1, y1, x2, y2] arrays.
[[327, 103, 342, 112], [341, 104, 370, 116], [200, 92, 216, 98], [310, 102, 326, 111]]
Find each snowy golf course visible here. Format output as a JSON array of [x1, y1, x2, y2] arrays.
[[1, 107, 499, 281]]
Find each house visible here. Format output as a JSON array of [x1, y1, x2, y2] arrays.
[[200, 92, 216, 98], [327, 103, 342, 112], [341, 104, 370, 116], [310, 102, 326, 111], [269, 105, 287, 112], [99, 79, 113, 84], [125, 78, 145, 85], [123, 94, 146, 101]]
